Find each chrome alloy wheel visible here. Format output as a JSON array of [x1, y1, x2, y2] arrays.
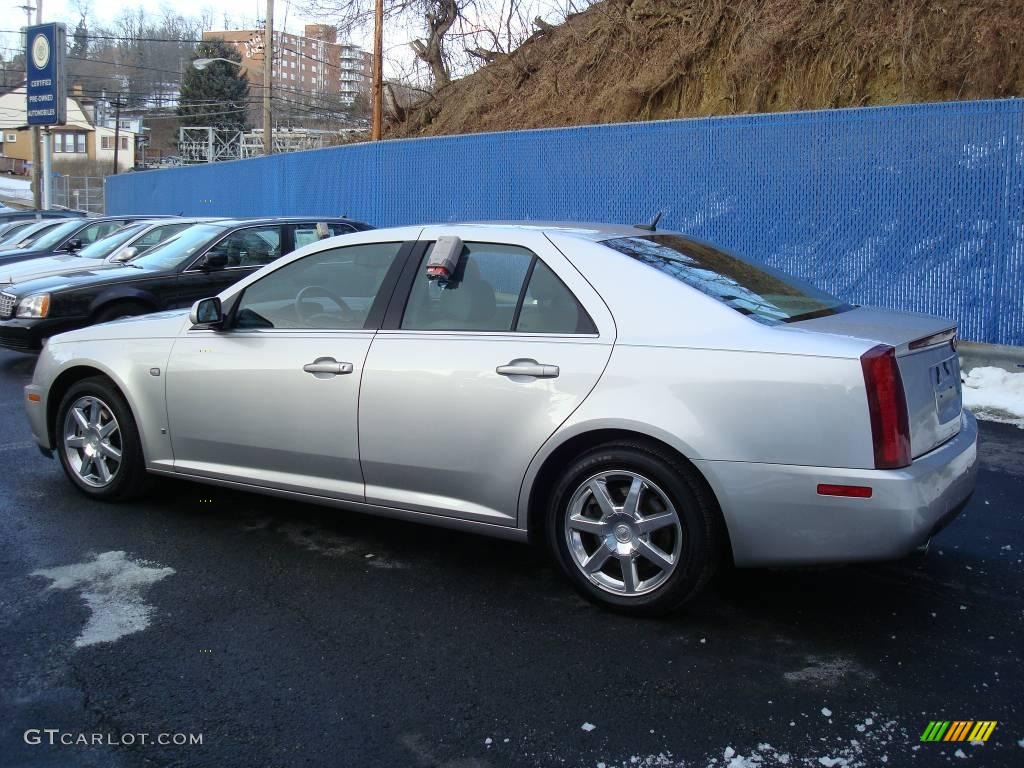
[[564, 470, 684, 596], [62, 395, 123, 488]]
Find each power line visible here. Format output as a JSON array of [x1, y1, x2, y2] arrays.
[[0, 28, 367, 73]]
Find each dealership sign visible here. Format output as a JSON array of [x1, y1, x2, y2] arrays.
[[25, 23, 67, 126]]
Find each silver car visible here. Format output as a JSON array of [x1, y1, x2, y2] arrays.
[[23, 223, 978, 614]]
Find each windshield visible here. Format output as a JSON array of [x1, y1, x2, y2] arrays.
[[603, 234, 852, 325], [0, 220, 62, 250], [18, 219, 84, 251], [75, 224, 146, 259], [129, 224, 227, 270], [0, 221, 35, 240]]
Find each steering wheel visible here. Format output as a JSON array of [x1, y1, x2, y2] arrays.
[[295, 285, 355, 325]]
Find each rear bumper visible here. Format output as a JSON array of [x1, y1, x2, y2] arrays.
[[695, 411, 978, 567]]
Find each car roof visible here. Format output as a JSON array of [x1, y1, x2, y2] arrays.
[[209, 216, 365, 227], [81, 214, 178, 221], [427, 221, 665, 242]]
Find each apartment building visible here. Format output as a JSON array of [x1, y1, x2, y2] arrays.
[[203, 24, 371, 105]]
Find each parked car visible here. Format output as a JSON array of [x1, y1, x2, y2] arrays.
[[21, 223, 977, 614], [0, 215, 175, 265], [0, 218, 212, 289], [0, 208, 83, 225], [0, 219, 54, 246], [0, 219, 68, 251], [0, 217, 370, 351]]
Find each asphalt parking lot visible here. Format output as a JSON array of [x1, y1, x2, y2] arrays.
[[0, 347, 1021, 768]]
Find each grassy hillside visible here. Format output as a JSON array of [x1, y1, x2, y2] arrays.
[[390, 0, 1024, 137]]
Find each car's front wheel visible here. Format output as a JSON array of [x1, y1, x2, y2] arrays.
[[547, 441, 723, 616], [55, 377, 150, 501]]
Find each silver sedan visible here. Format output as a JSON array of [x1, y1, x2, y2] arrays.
[[23, 223, 978, 614]]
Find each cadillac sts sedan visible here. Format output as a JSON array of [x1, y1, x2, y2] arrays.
[[23, 223, 977, 614]]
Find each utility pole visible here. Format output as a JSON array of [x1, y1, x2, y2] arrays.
[[20, 2, 41, 207], [371, 0, 383, 141], [112, 96, 121, 175], [263, 0, 274, 155]]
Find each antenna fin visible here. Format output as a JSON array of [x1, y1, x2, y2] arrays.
[[634, 211, 663, 231]]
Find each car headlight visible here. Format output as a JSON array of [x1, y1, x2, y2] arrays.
[[16, 293, 50, 318]]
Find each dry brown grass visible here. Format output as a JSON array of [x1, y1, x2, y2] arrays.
[[389, 0, 1024, 137]]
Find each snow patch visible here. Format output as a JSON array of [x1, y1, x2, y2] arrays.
[[784, 656, 874, 686], [962, 366, 1024, 428], [32, 551, 175, 647], [582, 722, 597, 732], [276, 522, 407, 568]]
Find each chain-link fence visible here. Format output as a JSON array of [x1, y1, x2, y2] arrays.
[[53, 176, 105, 214]]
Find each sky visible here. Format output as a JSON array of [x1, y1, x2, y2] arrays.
[[3, 0, 574, 84], [3, 0, 399, 74], [14, 0, 322, 37]]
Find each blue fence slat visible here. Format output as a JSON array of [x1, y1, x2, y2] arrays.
[[106, 99, 1024, 345]]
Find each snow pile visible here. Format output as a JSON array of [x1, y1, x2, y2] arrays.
[[32, 550, 175, 647], [0, 175, 32, 201], [962, 366, 1024, 429]]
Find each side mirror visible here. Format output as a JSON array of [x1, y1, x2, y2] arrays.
[[198, 252, 228, 271], [64, 238, 83, 251], [111, 246, 138, 263], [189, 297, 223, 326]]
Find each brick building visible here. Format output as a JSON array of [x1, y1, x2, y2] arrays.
[[203, 24, 371, 105]]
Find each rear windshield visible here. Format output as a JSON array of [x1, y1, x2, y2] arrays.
[[602, 234, 852, 325]]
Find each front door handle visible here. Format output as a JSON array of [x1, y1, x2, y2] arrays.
[[496, 359, 560, 379], [303, 357, 354, 377]]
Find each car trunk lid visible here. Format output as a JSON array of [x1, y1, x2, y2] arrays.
[[788, 307, 961, 459]]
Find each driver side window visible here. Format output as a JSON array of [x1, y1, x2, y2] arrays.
[[233, 242, 403, 330]]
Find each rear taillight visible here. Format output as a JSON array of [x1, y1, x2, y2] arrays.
[[860, 344, 911, 469]]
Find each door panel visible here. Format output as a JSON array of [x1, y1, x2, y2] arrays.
[[165, 331, 373, 500], [359, 335, 610, 523]]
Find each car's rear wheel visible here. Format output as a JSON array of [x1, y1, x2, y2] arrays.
[[547, 441, 722, 616], [56, 377, 150, 501]]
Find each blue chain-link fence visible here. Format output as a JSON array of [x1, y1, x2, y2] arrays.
[[107, 99, 1024, 345]]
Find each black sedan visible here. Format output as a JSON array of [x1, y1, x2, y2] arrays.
[[0, 215, 174, 264], [0, 217, 370, 351]]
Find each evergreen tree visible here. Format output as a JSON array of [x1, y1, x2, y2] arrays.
[[176, 38, 250, 131], [70, 15, 89, 58]]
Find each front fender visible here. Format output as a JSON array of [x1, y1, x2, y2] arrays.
[[88, 286, 158, 315], [34, 337, 176, 466]]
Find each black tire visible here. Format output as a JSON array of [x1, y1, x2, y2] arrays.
[[93, 301, 150, 323], [546, 441, 723, 616], [55, 376, 151, 501]]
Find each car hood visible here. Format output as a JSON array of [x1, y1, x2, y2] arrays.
[[49, 308, 191, 345], [0, 246, 58, 261], [0, 254, 114, 286], [5, 264, 163, 297]]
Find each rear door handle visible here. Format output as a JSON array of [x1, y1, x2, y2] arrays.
[[303, 357, 354, 376], [496, 359, 560, 379]]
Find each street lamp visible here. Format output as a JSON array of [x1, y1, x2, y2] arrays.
[[190, 52, 273, 157]]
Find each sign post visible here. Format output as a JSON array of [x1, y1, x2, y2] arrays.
[[25, 22, 66, 210]]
